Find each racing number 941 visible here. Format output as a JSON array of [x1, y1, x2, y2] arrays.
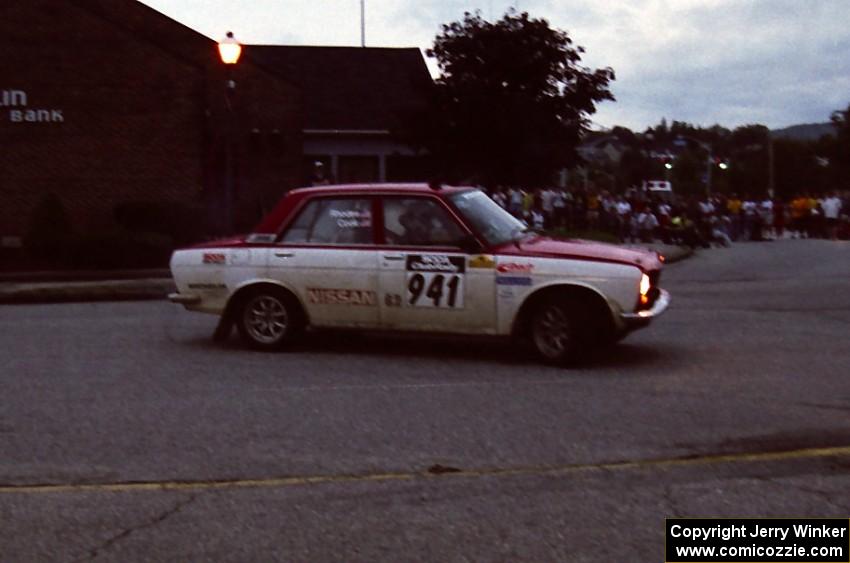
[[407, 273, 462, 308]]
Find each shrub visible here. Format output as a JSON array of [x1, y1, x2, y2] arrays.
[[25, 193, 73, 267]]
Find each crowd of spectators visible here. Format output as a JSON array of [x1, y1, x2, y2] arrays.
[[488, 186, 850, 247]]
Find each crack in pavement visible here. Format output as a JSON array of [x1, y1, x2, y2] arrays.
[[69, 493, 198, 563]]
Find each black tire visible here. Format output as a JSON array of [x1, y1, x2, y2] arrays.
[[529, 297, 589, 365], [235, 287, 302, 351]]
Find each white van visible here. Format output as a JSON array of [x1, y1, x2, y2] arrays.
[[642, 180, 673, 201]]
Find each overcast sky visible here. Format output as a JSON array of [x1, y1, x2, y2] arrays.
[[139, 0, 850, 132]]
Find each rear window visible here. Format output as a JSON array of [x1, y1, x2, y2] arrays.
[[281, 198, 373, 244]]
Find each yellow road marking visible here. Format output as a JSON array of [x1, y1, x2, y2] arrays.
[[2, 445, 849, 495]]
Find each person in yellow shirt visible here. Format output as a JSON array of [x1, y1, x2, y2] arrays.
[[790, 194, 809, 238], [586, 191, 600, 229], [727, 194, 742, 240]]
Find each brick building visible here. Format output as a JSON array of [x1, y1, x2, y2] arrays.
[[0, 0, 433, 269], [0, 0, 302, 263]]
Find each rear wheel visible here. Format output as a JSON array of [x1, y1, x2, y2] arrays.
[[236, 288, 301, 350]]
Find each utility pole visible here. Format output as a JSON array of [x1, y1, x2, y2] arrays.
[[360, 0, 365, 47], [767, 130, 775, 198]]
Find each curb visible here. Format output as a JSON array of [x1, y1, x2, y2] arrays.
[[660, 246, 695, 264], [621, 244, 694, 265], [0, 279, 175, 305]]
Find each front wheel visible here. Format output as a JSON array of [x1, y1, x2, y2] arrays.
[[530, 299, 586, 364], [236, 289, 300, 350]]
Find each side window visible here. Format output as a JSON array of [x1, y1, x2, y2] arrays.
[[281, 198, 373, 244], [383, 197, 466, 246]]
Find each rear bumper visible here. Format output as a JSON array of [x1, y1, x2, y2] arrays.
[[620, 289, 671, 329], [168, 292, 201, 305]]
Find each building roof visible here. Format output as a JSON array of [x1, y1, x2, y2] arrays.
[[247, 46, 433, 132], [70, 0, 215, 70]]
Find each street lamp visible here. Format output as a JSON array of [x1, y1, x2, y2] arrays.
[[218, 31, 242, 65], [218, 31, 241, 234]]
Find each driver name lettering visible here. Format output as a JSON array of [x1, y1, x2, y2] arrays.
[[406, 254, 466, 274], [329, 209, 371, 229]]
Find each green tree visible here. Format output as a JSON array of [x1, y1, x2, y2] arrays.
[[829, 103, 850, 188], [671, 150, 703, 195], [400, 10, 615, 187], [727, 125, 769, 197]]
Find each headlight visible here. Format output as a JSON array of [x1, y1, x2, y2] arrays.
[[639, 273, 651, 296]]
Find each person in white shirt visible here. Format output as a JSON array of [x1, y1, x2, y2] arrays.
[[636, 209, 659, 242], [760, 198, 774, 239], [551, 189, 566, 228], [741, 198, 757, 240], [821, 192, 843, 240], [508, 188, 524, 218], [541, 188, 555, 226], [616, 198, 632, 242], [492, 187, 507, 209], [529, 205, 545, 231]]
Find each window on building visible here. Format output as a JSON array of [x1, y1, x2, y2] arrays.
[[281, 198, 373, 244]]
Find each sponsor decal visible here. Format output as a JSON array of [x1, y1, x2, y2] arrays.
[[229, 249, 250, 265], [498, 287, 516, 300], [497, 262, 534, 274], [468, 254, 496, 269], [307, 288, 376, 306], [384, 293, 402, 307], [496, 276, 533, 286], [406, 254, 465, 273], [202, 252, 226, 264]]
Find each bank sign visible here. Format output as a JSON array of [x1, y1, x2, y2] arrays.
[[1, 89, 63, 123]]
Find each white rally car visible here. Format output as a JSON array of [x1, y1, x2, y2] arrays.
[[169, 184, 669, 364]]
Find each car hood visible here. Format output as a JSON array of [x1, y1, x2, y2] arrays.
[[493, 236, 663, 270]]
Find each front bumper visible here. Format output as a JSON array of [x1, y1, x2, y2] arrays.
[[620, 289, 671, 329]]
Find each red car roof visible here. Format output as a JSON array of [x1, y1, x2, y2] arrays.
[[290, 183, 473, 196], [253, 183, 475, 233]]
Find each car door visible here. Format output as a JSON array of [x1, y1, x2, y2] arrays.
[[377, 195, 497, 334], [270, 196, 380, 328]]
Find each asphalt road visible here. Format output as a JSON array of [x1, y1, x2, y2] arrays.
[[1, 239, 848, 562]]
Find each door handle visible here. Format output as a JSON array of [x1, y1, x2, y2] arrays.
[[274, 251, 294, 258], [382, 253, 404, 261]]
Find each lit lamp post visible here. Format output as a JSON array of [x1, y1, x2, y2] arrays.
[[217, 31, 242, 234]]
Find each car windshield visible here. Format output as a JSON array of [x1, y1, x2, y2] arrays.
[[449, 189, 527, 246]]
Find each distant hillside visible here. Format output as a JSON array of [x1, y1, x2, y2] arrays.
[[771, 122, 835, 141]]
